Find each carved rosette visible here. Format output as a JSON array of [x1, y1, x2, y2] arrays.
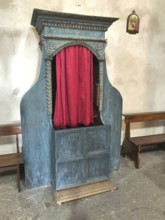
[[45, 39, 71, 59], [84, 41, 106, 60], [45, 40, 57, 59]]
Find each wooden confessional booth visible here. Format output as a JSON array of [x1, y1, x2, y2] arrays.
[[20, 9, 122, 203]]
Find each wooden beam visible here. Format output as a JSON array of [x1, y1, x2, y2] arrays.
[[55, 180, 117, 205]]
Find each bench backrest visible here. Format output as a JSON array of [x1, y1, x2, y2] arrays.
[[0, 123, 22, 154], [123, 111, 165, 123], [0, 123, 21, 136]]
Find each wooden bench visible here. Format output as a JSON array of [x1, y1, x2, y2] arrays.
[[0, 123, 24, 191], [121, 112, 165, 168]]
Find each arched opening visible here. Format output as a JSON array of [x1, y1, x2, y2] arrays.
[[51, 45, 102, 129]]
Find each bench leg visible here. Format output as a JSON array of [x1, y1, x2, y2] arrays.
[[159, 143, 165, 150], [135, 145, 140, 169], [16, 165, 21, 192], [121, 144, 126, 157], [121, 139, 135, 158]]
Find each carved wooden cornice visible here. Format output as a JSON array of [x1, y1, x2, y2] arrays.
[[31, 9, 118, 34]]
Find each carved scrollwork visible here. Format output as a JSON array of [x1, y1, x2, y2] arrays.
[[42, 21, 107, 32], [99, 61, 104, 112], [45, 60, 52, 115]]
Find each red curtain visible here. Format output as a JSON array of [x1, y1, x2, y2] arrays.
[[53, 45, 93, 129]]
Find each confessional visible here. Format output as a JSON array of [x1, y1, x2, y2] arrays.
[[20, 9, 122, 203]]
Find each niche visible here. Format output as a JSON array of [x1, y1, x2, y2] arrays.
[[51, 45, 102, 129]]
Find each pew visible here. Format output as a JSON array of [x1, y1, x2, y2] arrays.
[[0, 123, 24, 191], [121, 111, 165, 168]]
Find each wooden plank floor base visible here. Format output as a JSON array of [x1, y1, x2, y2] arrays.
[[55, 180, 117, 205]]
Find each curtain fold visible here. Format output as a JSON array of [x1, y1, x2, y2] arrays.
[[53, 46, 93, 129]]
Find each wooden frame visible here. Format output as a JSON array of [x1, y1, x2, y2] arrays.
[[126, 10, 140, 34], [121, 112, 165, 168]]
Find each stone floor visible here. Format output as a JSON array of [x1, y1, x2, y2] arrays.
[[0, 150, 165, 220]]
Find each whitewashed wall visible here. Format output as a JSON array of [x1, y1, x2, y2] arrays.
[[0, 0, 165, 153]]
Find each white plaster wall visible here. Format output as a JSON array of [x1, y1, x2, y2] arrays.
[[0, 0, 165, 153]]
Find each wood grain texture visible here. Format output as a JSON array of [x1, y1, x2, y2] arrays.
[[123, 111, 165, 123], [55, 179, 116, 204]]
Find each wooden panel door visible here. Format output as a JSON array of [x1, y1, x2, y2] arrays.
[[55, 125, 111, 190]]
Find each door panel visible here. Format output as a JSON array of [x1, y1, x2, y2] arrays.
[[55, 125, 111, 190]]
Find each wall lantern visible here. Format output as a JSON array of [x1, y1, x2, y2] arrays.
[[126, 10, 140, 34]]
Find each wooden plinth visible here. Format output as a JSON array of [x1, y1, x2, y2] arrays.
[[55, 180, 117, 205]]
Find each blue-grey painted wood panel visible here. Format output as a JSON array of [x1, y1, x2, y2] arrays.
[[101, 65, 122, 172], [20, 9, 122, 189], [20, 53, 55, 188], [54, 125, 111, 190]]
